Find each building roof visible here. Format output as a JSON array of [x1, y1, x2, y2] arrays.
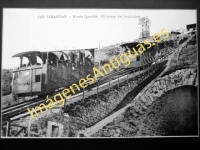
[[12, 51, 41, 58], [120, 42, 140, 48], [12, 48, 97, 58]]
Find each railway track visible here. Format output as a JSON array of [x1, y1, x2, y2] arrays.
[[2, 64, 160, 122], [2, 67, 134, 109], [2, 46, 176, 125], [2, 66, 134, 111]]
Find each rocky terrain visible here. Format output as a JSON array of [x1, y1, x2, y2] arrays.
[[165, 37, 197, 75], [2, 69, 12, 96], [92, 67, 198, 137], [2, 69, 14, 108], [92, 85, 198, 137], [64, 63, 166, 136], [91, 36, 198, 137]]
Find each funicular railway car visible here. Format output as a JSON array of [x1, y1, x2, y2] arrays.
[[118, 35, 175, 70], [12, 49, 96, 100], [119, 41, 158, 69]]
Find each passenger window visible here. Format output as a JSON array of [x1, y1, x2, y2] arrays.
[[35, 75, 40, 82], [35, 69, 41, 82]]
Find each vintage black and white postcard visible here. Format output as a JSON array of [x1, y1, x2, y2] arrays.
[[1, 9, 198, 138]]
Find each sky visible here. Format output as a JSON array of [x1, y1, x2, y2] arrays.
[[2, 9, 197, 69]]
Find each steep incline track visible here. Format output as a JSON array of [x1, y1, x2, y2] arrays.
[[82, 36, 194, 136], [2, 43, 179, 125]]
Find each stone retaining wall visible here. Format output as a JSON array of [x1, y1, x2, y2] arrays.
[[131, 68, 197, 115]]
